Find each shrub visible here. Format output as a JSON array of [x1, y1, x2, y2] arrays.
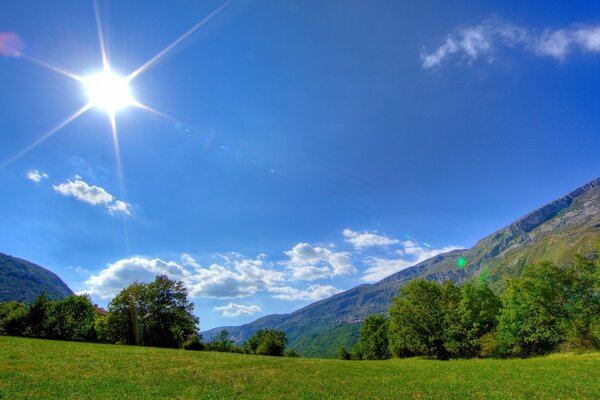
[[183, 334, 205, 351]]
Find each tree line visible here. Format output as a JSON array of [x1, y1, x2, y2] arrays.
[[344, 254, 599, 360], [0, 274, 294, 357]]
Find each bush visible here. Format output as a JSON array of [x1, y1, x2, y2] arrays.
[[183, 334, 205, 351], [478, 332, 498, 358], [285, 348, 300, 357]]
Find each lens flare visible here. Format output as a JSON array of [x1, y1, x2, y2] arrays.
[[457, 256, 467, 268], [0, 32, 25, 57]]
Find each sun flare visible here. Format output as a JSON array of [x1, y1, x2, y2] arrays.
[[83, 71, 134, 113]]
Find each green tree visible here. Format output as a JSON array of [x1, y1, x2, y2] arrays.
[[104, 276, 199, 348], [105, 282, 147, 345], [496, 257, 599, 357], [444, 282, 501, 358], [338, 346, 351, 360], [46, 295, 96, 341], [388, 279, 446, 359], [143, 275, 198, 348], [244, 329, 288, 356], [0, 301, 27, 336], [210, 330, 235, 352], [26, 293, 50, 338], [353, 315, 390, 360]]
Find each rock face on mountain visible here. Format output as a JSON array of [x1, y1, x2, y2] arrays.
[[0, 252, 73, 303], [203, 177, 600, 357]]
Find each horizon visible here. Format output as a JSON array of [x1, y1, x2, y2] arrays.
[[1, 0, 600, 330]]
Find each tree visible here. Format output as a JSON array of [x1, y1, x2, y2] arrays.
[[210, 330, 235, 352], [104, 282, 147, 345], [26, 293, 50, 338], [388, 279, 446, 359], [444, 282, 501, 358], [0, 301, 27, 336], [143, 275, 198, 348], [496, 257, 599, 357], [104, 276, 199, 348], [46, 295, 96, 341], [244, 329, 288, 356], [183, 333, 205, 351], [338, 347, 351, 360], [353, 315, 390, 360]]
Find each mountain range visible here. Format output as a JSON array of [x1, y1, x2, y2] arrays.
[[0, 252, 73, 303], [203, 177, 600, 357]]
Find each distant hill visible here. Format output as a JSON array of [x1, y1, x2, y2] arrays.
[[203, 177, 600, 357], [0, 253, 73, 303]]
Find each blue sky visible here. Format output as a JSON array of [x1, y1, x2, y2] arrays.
[[1, 0, 599, 330]]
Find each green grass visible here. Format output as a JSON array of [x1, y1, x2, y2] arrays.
[[0, 337, 599, 399]]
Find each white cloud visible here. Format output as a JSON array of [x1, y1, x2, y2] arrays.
[[214, 303, 262, 317], [53, 178, 131, 215], [269, 284, 341, 301], [343, 228, 400, 249], [361, 241, 462, 282], [283, 242, 356, 281], [26, 170, 49, 182], [421, 19, 600, 69], [83, 254, 286, 300]]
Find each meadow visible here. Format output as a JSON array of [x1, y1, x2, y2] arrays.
[[1, 337, 599, 399]]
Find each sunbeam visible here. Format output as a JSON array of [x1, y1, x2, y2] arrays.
[[126, 0, 232, 82], [0, 103, 92, 170], [133, 101, 180, 124], [21, 54, 83, 82], [93, 0, 109, 70]]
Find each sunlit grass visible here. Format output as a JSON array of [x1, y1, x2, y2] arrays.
[[0, 336, 598, 399]]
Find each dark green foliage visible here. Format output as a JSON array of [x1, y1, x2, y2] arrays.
[[338, 347, 351, 360], [444, 282, 502, 358], [352, 315, 390, 360], [209, 330, 235, 352], [104, 275, 198, 348], [0, 301, 27, 336], [26, 293, 50, 338], [46, 295, 97, 341], [183, 333, 205, 351], [496, 256, 600, 357], [388, 279, 502, 360], [389, 280, 447, 359], [285, 348, 300, 357], [0, 253, 73, 303], [244, 329, 288, 356]]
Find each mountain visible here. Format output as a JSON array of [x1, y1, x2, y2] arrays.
[[203, 177, 600, 357], [0, 252, 74, 303]]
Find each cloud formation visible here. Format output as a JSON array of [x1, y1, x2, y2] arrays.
[[283, 242, 356, 281], [343, 228, 400, 249], [421, 19, 600, 69], [361, 241, 462, 282], [84, 254, 286, 300], [26, 170, 49, 182], [213, 303, 262, 317], [53, 178, 132, 215]]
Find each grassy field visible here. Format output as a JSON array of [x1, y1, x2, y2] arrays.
[[0, 337, 599, 399]]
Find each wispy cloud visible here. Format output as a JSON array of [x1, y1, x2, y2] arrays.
[[361, 240, 462, 282], [283, 242, 356, 281], [25, 169, 49, 182], [213, 303, 262, 317], [53, 178, 131, 215], [342, 229, 400, 249], [269, 284, 341, 301], [421, 19, 600, 69]]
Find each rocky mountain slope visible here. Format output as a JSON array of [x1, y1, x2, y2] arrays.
[[0, 252, 73, 303], [203, 177, 600, 357]]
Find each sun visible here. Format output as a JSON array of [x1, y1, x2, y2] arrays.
[[83, 70, 134, 113]]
